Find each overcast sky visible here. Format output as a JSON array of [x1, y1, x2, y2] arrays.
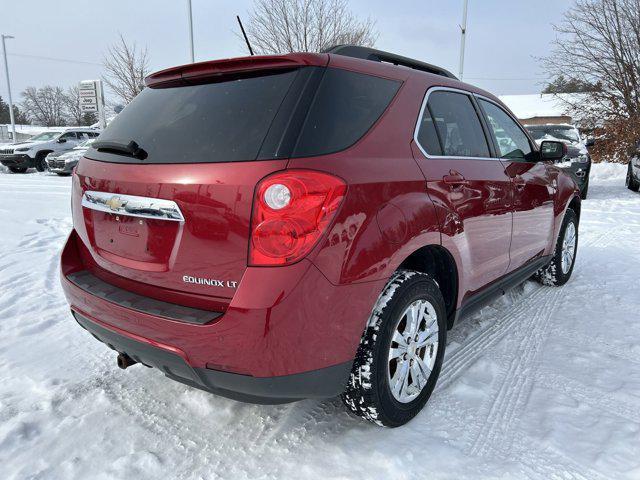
[[0, 0, 573, 104]]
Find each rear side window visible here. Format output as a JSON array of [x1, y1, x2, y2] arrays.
[[479, 99, 534, 160], [416, 108, 443, 156], [94, 70, 299, 163], [292, 69, 401, 157], [421, 90, 490, 158]]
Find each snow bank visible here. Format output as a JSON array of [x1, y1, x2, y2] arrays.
[[590, 161, 627, 181]]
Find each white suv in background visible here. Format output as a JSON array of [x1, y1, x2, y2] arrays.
[[0, 128, 100, 173]]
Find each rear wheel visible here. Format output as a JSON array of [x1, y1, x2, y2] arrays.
[[627, 163, 639, 191], [341, 270, 447, 427], [35, 152, 48, 172], [8, 166, 28, 173], [535, 209, 578, 286]]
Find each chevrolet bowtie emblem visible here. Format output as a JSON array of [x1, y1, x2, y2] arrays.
[[105, 196, 125, 211]]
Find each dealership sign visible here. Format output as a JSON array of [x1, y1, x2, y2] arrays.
[[79, 80, 99, 112], [78, 79, 107, 128]]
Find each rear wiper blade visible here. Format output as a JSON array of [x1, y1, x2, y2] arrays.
[[92, 140, 148, 160]]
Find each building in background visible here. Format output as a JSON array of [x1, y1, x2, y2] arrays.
[[499, 93, 579, 125]]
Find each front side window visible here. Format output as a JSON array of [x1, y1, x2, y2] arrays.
[[479, 99, 534, 160], [60, 132, 78, 140], [422, 91, 490, 158]]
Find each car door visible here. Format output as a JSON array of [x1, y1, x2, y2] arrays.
[[476, 97, 555, 272], [59, 132, 80, 150], [412, 88, 513, 297]]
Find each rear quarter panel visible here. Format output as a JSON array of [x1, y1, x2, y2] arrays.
[[287, 71, 441, 286]]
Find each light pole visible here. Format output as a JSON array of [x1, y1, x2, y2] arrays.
[[187, 0, 195, 63], [458, 0, 469, 81], [1, 34, 16, 143]]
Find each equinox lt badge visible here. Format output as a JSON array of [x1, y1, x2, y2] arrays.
[[183, 275, 238, 288]]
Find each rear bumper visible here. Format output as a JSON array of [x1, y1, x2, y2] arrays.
[[73, 311, 351, 404], [0, 154, 33, 168], [61, 230, 384, 402]]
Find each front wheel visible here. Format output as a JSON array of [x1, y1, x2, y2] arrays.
[[535, 209, 578, 286], [580, 178, 589, 199], [341, 270, 447, 427], [627, 163, 639, 192], [8, 166, 28, 173]]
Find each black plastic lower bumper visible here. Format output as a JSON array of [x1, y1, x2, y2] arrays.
[[0, 154, 33, 168], [73, 311, 352, 404]]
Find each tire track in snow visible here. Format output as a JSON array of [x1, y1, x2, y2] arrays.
[[460, 229, 620, 478], [509, 433, 612, 480], [534, 370, 640, 424], [468, 287, 562, 456], [437, 227, 610, 393]]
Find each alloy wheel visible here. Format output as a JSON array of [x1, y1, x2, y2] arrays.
[[387, 299, 439, 403], [561, 222, 577, 274]]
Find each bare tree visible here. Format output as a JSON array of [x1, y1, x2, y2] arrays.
[[62, 86, 96, 126], [21, 86, 68, 126], [542, 0, 640, 160], [63, 86, 84, 125], [243, 0, 378, 54], [103, 34, 150, 105]]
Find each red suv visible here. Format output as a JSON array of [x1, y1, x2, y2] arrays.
[[61, 46, 580, 427]]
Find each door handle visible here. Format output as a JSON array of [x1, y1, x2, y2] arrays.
[[513, 176, 526, 190], [443, 170, 468, 188]]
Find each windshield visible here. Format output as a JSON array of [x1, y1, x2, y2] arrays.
[[526, 126, 580, 143], [29, 131, 62, 141]]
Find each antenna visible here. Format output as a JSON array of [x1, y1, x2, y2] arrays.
[[236, 16, 254, 56]]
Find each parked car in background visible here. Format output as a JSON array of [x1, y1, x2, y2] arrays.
[[60, 46, 581, 427], [46, 138, 96, 176], [627, 140, 640, 192], [0, 128, 99, 173], [525, 124, 593, 199]]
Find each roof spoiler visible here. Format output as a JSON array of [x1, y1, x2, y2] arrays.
[[145, 53, 328, 88], [323, 45, 457, 80]]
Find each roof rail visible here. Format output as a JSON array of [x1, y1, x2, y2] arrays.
[[323, 45, 458, 80]]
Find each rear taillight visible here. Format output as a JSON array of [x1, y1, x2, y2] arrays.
[[249, 170, 346, 266]]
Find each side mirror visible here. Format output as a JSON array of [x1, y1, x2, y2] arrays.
[[585, 137, 595, 147], [57, 138, 67, 143], [540, 140, 567, 161]]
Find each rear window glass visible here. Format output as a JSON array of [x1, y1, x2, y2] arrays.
[[426, 91, 490, 158], [94, 69, 299, 163], [292, 69, 401, 157]]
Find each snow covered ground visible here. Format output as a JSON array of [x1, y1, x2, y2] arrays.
[[0, 163, 639, 480]]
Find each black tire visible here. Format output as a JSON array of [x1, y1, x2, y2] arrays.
[[341, 270, 447, 427], [627, 163, 639, 192], [8, 166, 28, 173], [55, 172, 71, 176], [580, 178, 589, 199], [35, 152, 48, 172], [535, 209, 578, 287]]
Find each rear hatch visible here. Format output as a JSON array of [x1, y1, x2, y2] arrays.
[[73, 55, 327, 302]]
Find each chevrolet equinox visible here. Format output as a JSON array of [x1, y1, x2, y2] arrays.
[[61, 46, 580, 427]]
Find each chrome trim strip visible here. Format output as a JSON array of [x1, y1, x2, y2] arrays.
[[413, 86, 497, 161], [81, 191, 185, 222]]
